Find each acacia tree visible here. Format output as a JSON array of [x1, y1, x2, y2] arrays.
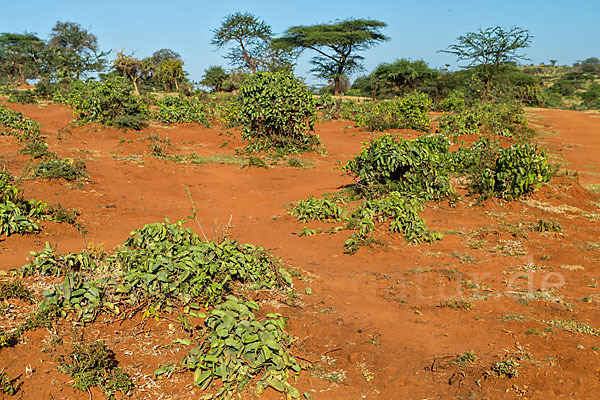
[[113, 51, 152, 95], [0, 33, 45, 85], [441, 26, 532, 92], [48, 21, 107, 79], [201, 65, 228, 91], [275, 19, 388, 95], [212, 12, 292, 73]]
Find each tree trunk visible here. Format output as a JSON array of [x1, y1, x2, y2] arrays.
[[333, 77, 340, 96], [132, 76, 140, 96]]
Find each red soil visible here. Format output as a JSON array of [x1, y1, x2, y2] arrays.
[[1, 102, 600, 399]]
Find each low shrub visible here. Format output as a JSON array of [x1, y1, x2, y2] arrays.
[[67, 77, 149, 130], [470, 142, 554, 199], [155, 96, 211, 126], [0, 104, 41, 141], [344, 134, 455, 201], [179, 296, 301, 397], [352, 92, 432, 132], [32, 158, 87, 181], [0, 171, 45, 236], [7, 91, 37, 104], [238, 72, 318, 154]]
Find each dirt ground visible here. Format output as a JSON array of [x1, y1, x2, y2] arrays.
[[1, 102, 600, 399]]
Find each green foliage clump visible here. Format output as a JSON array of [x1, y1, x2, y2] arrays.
[[32, 158, 87, 181], [21, 243, 97, 277], [435, 90, 466, 112], [344, 134, 455, 201], [7, 90, 37, 104], [180, 296, 301, 397], [67, 77, 149, 130], [0, 171, 45, 236], [246, 156, 268, 168], [535, 218, 562, 233], [490, 358, 519, 378], [113, 221, 290, 308], [55, 339, 133, 398], [0, 371, 20, 395], [0, 104, 41, 141], [290, 196, 346, 222], [344, 193, 441, 253], [19, 139, 54, 159], [31, 220, 292, 321], [0, 281, 34, 302], [238, 71, 318, 154], [436, 108, 483, 137], [471, 142, 554, 199], [353, 92, 432, 132], [476, 101, 528, 137], [155, 96, 211, 125]]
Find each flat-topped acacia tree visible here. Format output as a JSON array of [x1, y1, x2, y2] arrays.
[[275, 19, 388, 95]]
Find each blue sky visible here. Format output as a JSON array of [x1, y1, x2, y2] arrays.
[[1, 0, 598, 86]]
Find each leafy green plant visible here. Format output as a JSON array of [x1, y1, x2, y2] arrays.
[[436, 108, 483, 138], [344, 134, 455, 201], [55, 339, 133, 398], [7, 91, 37, 104], [290, 196, 346, 222], [351, 92, 432, 132], [179, 296, 301, 398], [238, 71, 319, 154], [0, 370, 20, 395], [490, 358, 519, 378], [19, 139, 55, 159], [67, 77, 149, 130], [535, 218, 562, 233], [32, 158, 87, 181], [46, 203, 80, 224], [155, 96, 211, 125], [471, 142, 554, 199], [31, 220, 292, 320], [0, 104, 41, 141], [0, 171, 45, 236], [246, 156, 268, 168], [0, 281, 34, 302], [20, 243, 98, 277]]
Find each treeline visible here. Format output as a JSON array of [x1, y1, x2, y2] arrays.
[[0, 21, 190, 96], [0, 17, 598, 111], [343, 57, 600, 110]]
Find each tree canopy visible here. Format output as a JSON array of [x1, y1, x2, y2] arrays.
[[0, 32, 45, 84], [212, 12, 280, 73], [47, 21, 107, 80], [275, 19, 388, 95], [441, 26, 532, 91]]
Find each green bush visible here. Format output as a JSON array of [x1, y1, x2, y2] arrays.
[[0, 104, 41, 141], [353, 92, 432, 132], [0, 171, 45, 236], [67, 77, 149, 130], [155, 96, 211, 125], [238, 72, 318, 154], [32, 158, 87, 181], [180, 296, 301, 397], [345, 193, 441, 253], [290, 196, 346, 222], [344, 134, 455, 201], [471, 142, 554, 199], [435, 90, 466, 112], [436, 108, 483, 138], [476, 101, 528, 137], [55, 339, 133, 397], [7, 91, 37, 104]]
